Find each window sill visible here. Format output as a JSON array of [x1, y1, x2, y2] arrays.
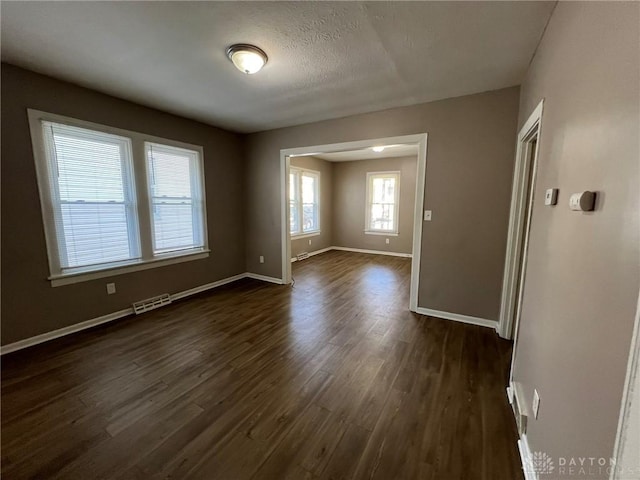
[[364, 231, 399, 236], [291, 231, 321, 240], [48, 249, 210, 287]]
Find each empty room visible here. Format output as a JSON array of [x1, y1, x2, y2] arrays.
[[1, 2, 638, 480]]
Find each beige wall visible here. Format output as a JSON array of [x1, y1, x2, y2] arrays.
[[290, 156, 333, 258], [511, 2, 639, 473], [1, 64, 246, 345], [332, 156, 417, 254], [246, 87, 520, 320]]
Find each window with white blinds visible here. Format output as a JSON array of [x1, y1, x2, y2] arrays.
[[42, 122, 140, 270], [146, 143, 205, 254], [30, 111, 208, 284]]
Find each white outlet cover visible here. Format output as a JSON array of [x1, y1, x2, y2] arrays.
[[106, 283, 116, 295], [532, 389, 540, 419], [424, 210, 432, 221]]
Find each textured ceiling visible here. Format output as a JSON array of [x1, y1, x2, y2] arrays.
[[313, 144, 418, 162], [1, 1, 555, 133]]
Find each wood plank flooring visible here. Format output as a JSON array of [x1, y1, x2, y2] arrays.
[[1, 251, 523, 480]]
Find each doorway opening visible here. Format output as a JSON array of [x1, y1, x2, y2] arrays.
[[280, 134, 428, 312]]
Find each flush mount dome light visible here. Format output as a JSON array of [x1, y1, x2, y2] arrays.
[[372, 146, 385, 152], [226, 44, 268, 74]]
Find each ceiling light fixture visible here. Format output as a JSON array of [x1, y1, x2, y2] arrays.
[[226, 44, 268, 74], [372, 146, 385, 152]]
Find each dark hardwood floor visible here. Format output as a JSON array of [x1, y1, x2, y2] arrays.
[[1, 251, 523, 480]]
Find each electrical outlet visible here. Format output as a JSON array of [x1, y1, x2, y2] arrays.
[[308, 239, 312, 245], [385, 238, 390, 244], [532, 389, 540, 419], [259, 256, 264, 264], [106, 283, 116, 295]]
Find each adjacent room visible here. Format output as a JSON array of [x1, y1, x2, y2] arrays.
[[1, 2, 638, 480]]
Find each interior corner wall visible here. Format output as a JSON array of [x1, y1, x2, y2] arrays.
[[245, 86, 520, 321], [1, 64, 246, 346], [332, 155, 417, 254], [290, 155, 333, 258], [510, 2, 639, 473]]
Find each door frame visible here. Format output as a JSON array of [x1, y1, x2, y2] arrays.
[[611, 290, 640, 479], [279, 133, 428, 312], [498, 99, 544, 340]]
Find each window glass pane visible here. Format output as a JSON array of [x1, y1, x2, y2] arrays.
[[302, 203, 317, 232], [290, 202, 299, 234], [302, 174, 315, 203], [61, 203, 131, 266], [45, 122, 137, 269], [147, 143, 203, 253]]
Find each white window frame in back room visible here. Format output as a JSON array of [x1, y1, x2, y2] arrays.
[[289, 166, 320, 237], [28, 109, 209, 287], [365, 171, 401, 235]]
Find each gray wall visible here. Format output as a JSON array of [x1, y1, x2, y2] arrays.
[[290, 155, 333, 258], [511, 2, 639, 472], [333, 156, 417, 254], [246, 87, 520, 321], [1, 64, 246, 345]]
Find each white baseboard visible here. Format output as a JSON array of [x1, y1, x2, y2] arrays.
[[170, 273, 247, 301], [0, 307, 134, 355], [245, 272, 285, 285], [291, 247, 333, 262], [330, 246, 412, 258], [414, 307, 498, 330], [518, 434, 537, 480], [1, 271, 278, 355]]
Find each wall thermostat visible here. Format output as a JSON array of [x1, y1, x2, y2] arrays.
[[569, 191, 596, 211], [544, 188, 558, 206]]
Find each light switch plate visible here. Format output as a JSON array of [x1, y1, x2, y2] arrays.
[[544, 188, 558, 206], [532, 389, 540, 419], [424, 210, 432, 221], [106, 283, 116, 295]]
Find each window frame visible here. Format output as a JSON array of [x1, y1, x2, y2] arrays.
[[289, 167, 320, 238], [365, 171, 401, 235], [145, 142, 206, 255], [28, 109, 209, 287]]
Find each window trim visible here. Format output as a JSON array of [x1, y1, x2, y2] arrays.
[[365, 171, 401, 235], [28, 109, 209, 287], [289, 166, 320, 238]]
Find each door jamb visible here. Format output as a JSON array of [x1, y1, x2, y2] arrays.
[[498, 99, 544, 340]]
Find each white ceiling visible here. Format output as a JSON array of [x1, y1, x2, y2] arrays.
[[1, 1, 556, 133], [311, 144, 418, 162]]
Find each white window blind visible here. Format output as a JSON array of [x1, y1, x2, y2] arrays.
[[289, 167, 319, 236], [146, 143, 205, 254], [366, 172, 400, 233], [42, 122, 139, 270], [31, 111, 209, 285]]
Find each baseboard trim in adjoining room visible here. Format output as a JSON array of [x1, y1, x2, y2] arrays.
[[291, 246, 333, 262], [414, 307, 498, 330], [1, 271, 279, 355]]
